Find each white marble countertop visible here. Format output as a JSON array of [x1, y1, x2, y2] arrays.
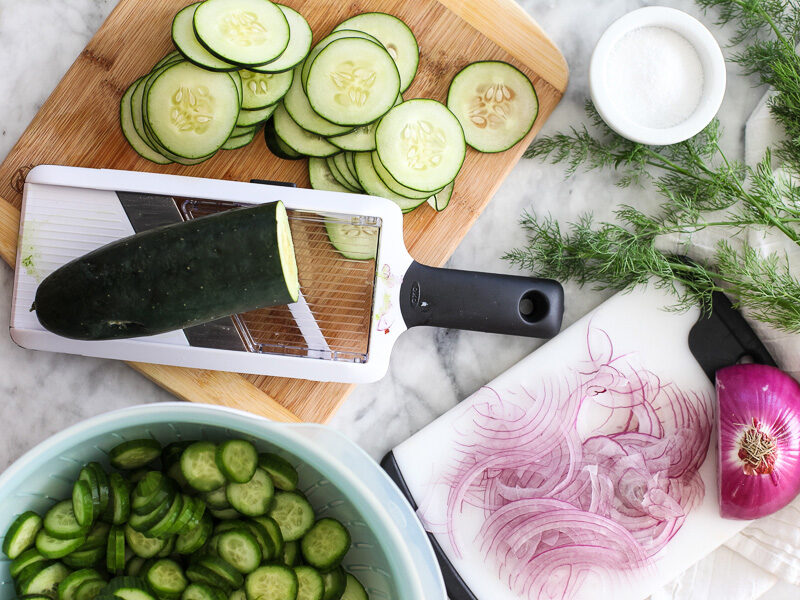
[[0, 0, 797, 598]]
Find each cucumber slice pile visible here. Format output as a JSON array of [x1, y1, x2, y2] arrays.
[[122, 0, 310, 163], [3, 438, 370, 600], [120, 4, 539, 262]]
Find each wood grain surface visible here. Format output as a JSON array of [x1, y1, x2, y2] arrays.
[[0, 0, 568, 423]]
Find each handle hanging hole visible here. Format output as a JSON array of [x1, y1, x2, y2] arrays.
[[519, 290, 549, 324]]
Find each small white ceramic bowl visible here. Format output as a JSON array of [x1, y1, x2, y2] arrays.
[[590, 6, 726, 145]]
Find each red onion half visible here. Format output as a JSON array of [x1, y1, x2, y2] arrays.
[[717, 364, 800, 519], [421, 327, 712, 599]]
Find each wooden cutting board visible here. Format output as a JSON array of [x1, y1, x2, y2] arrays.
[[0, 0, 567, 423]]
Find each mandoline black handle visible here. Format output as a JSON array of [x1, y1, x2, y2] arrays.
[[399, 261, 564, 339]]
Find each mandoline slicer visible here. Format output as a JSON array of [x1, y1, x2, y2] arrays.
[[10, 166, 564, 384]]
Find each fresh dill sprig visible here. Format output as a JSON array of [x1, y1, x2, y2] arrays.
[[510, 0, 800, 333]]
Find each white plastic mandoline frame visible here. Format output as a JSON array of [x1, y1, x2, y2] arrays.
[[10, 166, 414, 383]]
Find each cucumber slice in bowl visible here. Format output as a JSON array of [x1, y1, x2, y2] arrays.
[[375, 98, 466, 192], [173, 3, 237, 72], [306, 37, 400, 127], [251, 4, 312, 74], [193, 0, 290, 67], [240, 69, 293, 110], [333, 12, 419, 93], [146, 62, 240, 159], [447, 60, 538, 153]]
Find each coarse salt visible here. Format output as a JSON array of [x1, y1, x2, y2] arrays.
[[606, 26, 705, 129]]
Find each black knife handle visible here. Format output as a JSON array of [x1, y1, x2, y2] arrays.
[[688, 291, 776, 380], [399, 261, 564, 339]]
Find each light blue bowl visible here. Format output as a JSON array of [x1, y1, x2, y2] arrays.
[[0, 403, 446, 599]]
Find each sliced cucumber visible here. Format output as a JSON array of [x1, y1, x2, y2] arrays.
[[257, 453, 298, 492], [320, 568, 346, 600], [340, 574, 368, 600], [230, 70, 244, 106], [327, 93, 401, 151], [125, 524, 167, 558], [111, 439, 162, 470], [121, 80, 172, 164], [375, 99, 465, 192], [58, 568, 103, 600], [241, 520, 275, 561], [344, 152, 359, 182], [130, 74, 173, 157], [72, 480, 95, 528], [273, 103, 338, 157], [281, 540, 300, 567], [301, 30, 381, 93], [147, 62, 239, 158], [352, 151, 427, 212], [326, 157, 360, 193], [223, 131, 258, 150], [20, 561, 70, 596], [182, 442, 228, 492], [109, 472, 132, 525], [237, 104, 277, 127], [325, 218, 379, 261], [264, 119, 304, 160], [203, 486, 232, 510], [88, 463, 110, 516], [300, 519, 350, 571], [194, 0, 290, 67], [283, 66, 352, 136], [4, 512, 43, 559], [36, 529, 86, 559], [427, 181, 454, 212], [240, 69, 292, 109], [306, 37, 400, 126], [147, 559, 188, 598], [268, 492, 314, 542], [447, 60, 538, 152], [43, 500, 86, 540], [231, 124, 258, 137], [10, 549, 47, 578], [333, 12, 419, 93], [173, 3, 237, 72], [216, 440, 258, 485], [226, 469, 274, 516], [308, 157, 351, 193], [175, 514, 212, 555], [182, 583, 225, 600], [371, 151, 439, 199], [75, 578, 107, 600], [252, 5, 312, 73], [199, 556, 244, 588], [245, 565, 298, 600], [251, 516, 284, 561], [216, 529, 261, 574], [106, 525, 126, 574], [331, 153, 362, 191], [295, 566, 324, 600], [153, 50, 184, 70]]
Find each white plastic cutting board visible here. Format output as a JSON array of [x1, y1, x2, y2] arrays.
[[393, 286, 749, 600]]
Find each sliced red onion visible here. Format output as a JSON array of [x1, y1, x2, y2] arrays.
[[422, 325, 712, 598], [717, 364, 800, 519]]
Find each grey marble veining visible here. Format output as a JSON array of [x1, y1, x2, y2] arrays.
[[0, 0, 796, 597]]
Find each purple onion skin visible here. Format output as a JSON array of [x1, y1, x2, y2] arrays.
[[717, 364, 800, 520]]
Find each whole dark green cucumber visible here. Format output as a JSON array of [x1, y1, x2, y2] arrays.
[[33, 201, 299, 340]]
